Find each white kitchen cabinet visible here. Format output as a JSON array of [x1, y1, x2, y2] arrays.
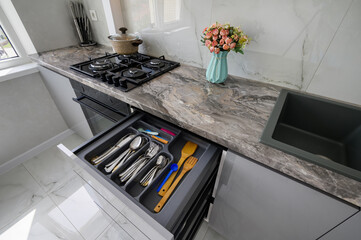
[[319, 211, 361, 240], [209, 150, 359, 240]]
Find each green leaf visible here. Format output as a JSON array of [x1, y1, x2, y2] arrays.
[[233, 47, 244, 54]]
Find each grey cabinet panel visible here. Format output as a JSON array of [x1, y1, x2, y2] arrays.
[[209, 151, 358, 240], [320, 211, 361, 240]]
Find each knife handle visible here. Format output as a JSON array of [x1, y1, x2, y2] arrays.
[[151, 135, 168, 144]]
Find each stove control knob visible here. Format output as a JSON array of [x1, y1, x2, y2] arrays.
[[119, 80, 127, 88], [106, 74, 114, 84], [100, 72, 107, 82], [113, 76, 120, 87]]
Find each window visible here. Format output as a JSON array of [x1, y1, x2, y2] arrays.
[[0, 25, 19, 61], [163, 0, 180, 23], [0, 5, 30, 70], [149, 0, 182, 29]]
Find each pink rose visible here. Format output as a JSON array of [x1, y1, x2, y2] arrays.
[[219, 38, 225, 45], [210, 46, 215, 53], [205, 32, 212, 39], [213, 35, 218, 41], [223, 44, 230, 50], [225, 30, 229, 36], [212, 28, 219, 35], [220, 29, 226, 36], [222, 35, 227, 40], [214, 48, 220, 54], [212, 40, 218, 47], [225, 37, 232, 44], [230, 42, 236, 49], [205, 40, 211, 47]]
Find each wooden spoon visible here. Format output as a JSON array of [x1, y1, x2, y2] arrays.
[[154, 156, 198, 212], [158, 141, 197, 196]]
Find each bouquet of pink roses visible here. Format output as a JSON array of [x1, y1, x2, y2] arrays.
[[201, 22, 250, 54]]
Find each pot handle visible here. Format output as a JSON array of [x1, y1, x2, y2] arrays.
[[119, 27, 128, 34], [132, 39, 143, 46]]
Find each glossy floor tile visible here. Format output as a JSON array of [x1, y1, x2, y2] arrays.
[[194, 220, 227, 240], [0, 164, 46, 231], [0, 197, 83, 240], [23, 134, 84, 194]]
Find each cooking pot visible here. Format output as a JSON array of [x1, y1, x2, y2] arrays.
[[108, 27, 143, 55]]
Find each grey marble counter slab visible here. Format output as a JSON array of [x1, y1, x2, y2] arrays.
[[30, 45, 361, 208]]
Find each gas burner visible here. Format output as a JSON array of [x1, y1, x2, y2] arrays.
[[123, 68, 146, 78], [89, 59, 113, 71], [144, 59, 165, 69], [70, 53, 180, 92]]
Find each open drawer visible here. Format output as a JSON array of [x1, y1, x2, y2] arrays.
[[60, 111, 222, 240]]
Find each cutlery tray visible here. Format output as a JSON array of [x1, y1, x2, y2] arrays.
[[72, 111, 221, 231]]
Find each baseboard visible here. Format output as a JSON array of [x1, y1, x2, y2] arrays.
[[0, 129, 74, 175]]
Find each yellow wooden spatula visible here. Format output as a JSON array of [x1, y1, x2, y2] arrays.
[[154, 156, 198, 212], [158, 141, 197, 196]]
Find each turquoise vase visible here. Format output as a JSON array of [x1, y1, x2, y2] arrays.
[[206, 51, 229, 83]]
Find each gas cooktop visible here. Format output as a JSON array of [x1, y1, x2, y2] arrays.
[[70, 53, 180, 92]]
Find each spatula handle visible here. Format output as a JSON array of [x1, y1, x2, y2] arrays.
[[158, 155, 187, 196], [154, 169, 187, 213]]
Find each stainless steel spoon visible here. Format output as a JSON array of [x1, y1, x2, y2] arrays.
[[104, 136, 144, 173], [140, 155, 168, 187]]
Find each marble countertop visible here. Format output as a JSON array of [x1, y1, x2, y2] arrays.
[[30, 45, 361, 207]]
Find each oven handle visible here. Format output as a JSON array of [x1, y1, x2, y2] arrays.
[[72, 95, 126, 122]]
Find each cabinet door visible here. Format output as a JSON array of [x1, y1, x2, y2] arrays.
[[209, 151, 358, 240], [320, 211, 361, 240]]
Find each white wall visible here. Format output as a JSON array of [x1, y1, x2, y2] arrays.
[[10, 0, 110, 52], [118, 0, 361, 106], [0, 72, 68, 165], [39, 66, 93, 140], [82, 0, 111, 46], [11, 0, 79, 52]]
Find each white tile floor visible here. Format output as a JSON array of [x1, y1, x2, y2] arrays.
[[0, 134, 225, 240]]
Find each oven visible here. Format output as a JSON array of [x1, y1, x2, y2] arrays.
[[70, 79, 131, 135]]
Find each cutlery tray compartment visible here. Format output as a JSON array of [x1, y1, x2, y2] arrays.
[[72, 111, 222, 234]]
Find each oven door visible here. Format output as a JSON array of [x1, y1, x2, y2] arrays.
[[58, 110, 223, 240], [70, 79, 130, 136], [73, 94, 127, 135]]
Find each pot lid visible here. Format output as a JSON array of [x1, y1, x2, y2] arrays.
[[108, 27, 138, 41]]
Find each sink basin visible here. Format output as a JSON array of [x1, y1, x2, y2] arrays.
[[261, 89, 361, 181]]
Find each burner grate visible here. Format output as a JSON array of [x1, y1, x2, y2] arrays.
[[70, 53, 180, 92]]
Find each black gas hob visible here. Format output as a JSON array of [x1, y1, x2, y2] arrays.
[[70, 53, 180, 92]]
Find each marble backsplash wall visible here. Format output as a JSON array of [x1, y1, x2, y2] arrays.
[[119, 0, 360, 105]]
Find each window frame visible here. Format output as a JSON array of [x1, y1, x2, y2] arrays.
[[0, 6, 29, 70]]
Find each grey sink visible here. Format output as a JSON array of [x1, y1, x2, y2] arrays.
[[261, 89, 361, 181]]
